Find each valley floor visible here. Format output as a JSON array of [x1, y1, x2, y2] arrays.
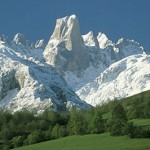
[[14, 133, 150, 150]]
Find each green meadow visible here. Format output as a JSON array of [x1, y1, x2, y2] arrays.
[[14, 133, 150, 150]]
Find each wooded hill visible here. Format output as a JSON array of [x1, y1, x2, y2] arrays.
[[0, 90, 150, 149]]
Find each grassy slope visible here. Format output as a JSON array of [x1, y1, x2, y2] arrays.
[[131, 119, 150, 126], [121, 90, 150, 107], [14, 90, 150, 150], [14, 133, 150, 150], [131, 119, 150, 130]]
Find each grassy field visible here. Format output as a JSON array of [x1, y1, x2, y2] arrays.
[[131, 119, 150, 130], [14, 133, 150, 150], [131, 119, 150, 126]]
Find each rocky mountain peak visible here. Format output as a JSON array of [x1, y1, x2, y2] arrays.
[[34, 39, 46, 49], [116, 38, 124, 45], [82, 31, 99, 48], [44, 15, 90, 71], [50, 14, 83, 50], [0, 34, 10, 45], [116, 38, 145, 57], [13, 33, 27, 46], [97, 32, 113, 49], [50, 15, 78, 42]]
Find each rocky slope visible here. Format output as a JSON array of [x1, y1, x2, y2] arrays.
[[76, 54, 150, 106], [0, 33, 90, 112]]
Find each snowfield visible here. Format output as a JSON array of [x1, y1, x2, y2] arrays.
[[74, 54, 150, 106]]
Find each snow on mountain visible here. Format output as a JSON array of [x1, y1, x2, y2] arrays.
[[0, 34, 10, 45], [76, 54, 150, 106], [82, 31, 99, 48], [116, 38, 145, 57], [34, 39, 46, 49], [97, 32, 113, 49], [0, 14, 149, 112], [13, 33, 28, 46], [64, 34, 147, 106], [52, 15, 147, 107], [0, 35, 90, 112]]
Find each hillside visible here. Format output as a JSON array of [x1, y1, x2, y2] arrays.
[[13, 133, 150, 150], [99, 90, 150, 120], [0, 89, 149, 149]]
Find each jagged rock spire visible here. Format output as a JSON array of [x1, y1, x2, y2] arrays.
[[0, 34, 10, 45], [97, 32, 113, 49], [13, 33, 27, 45], [34, 39, 46, 49], [82, 31, 99, 48], [44, 15, 90, 71]]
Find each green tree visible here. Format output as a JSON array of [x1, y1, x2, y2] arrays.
[[89, 110, 105, 134], [42, 110, 60, 125], [58, 125, 68, 137], [143, 99, 150, 118], [12, 136, 25, 148], [68, 110, 87, 135], [51, 124, 60, 139], [108, 102, 127, 136], [27, 131, 44, 144], [0, 126, 14, 141]]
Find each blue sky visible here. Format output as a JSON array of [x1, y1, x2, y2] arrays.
[[0, 0, 150, 51]]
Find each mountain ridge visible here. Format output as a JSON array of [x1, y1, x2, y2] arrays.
[[0, 14, 149, 111]]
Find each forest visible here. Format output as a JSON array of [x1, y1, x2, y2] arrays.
[[0, 90, 150, 149]]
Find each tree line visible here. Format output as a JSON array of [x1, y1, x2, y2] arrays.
[[0, 90, 150, 149]]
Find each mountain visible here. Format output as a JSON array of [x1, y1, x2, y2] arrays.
[[44, 15, 149, 106], [43, 15, 89, 71], [0, 14, 150, 112], [76, 54, 150, 106], [0, 33, 90, 112]]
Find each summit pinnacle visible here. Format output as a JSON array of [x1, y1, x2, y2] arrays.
[[44, 15, 90, 71]]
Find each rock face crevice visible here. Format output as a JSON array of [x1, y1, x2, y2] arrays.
[[44, 15, 90, 71]]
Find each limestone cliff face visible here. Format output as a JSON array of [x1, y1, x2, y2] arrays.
[[44, 15, 90, 71]]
